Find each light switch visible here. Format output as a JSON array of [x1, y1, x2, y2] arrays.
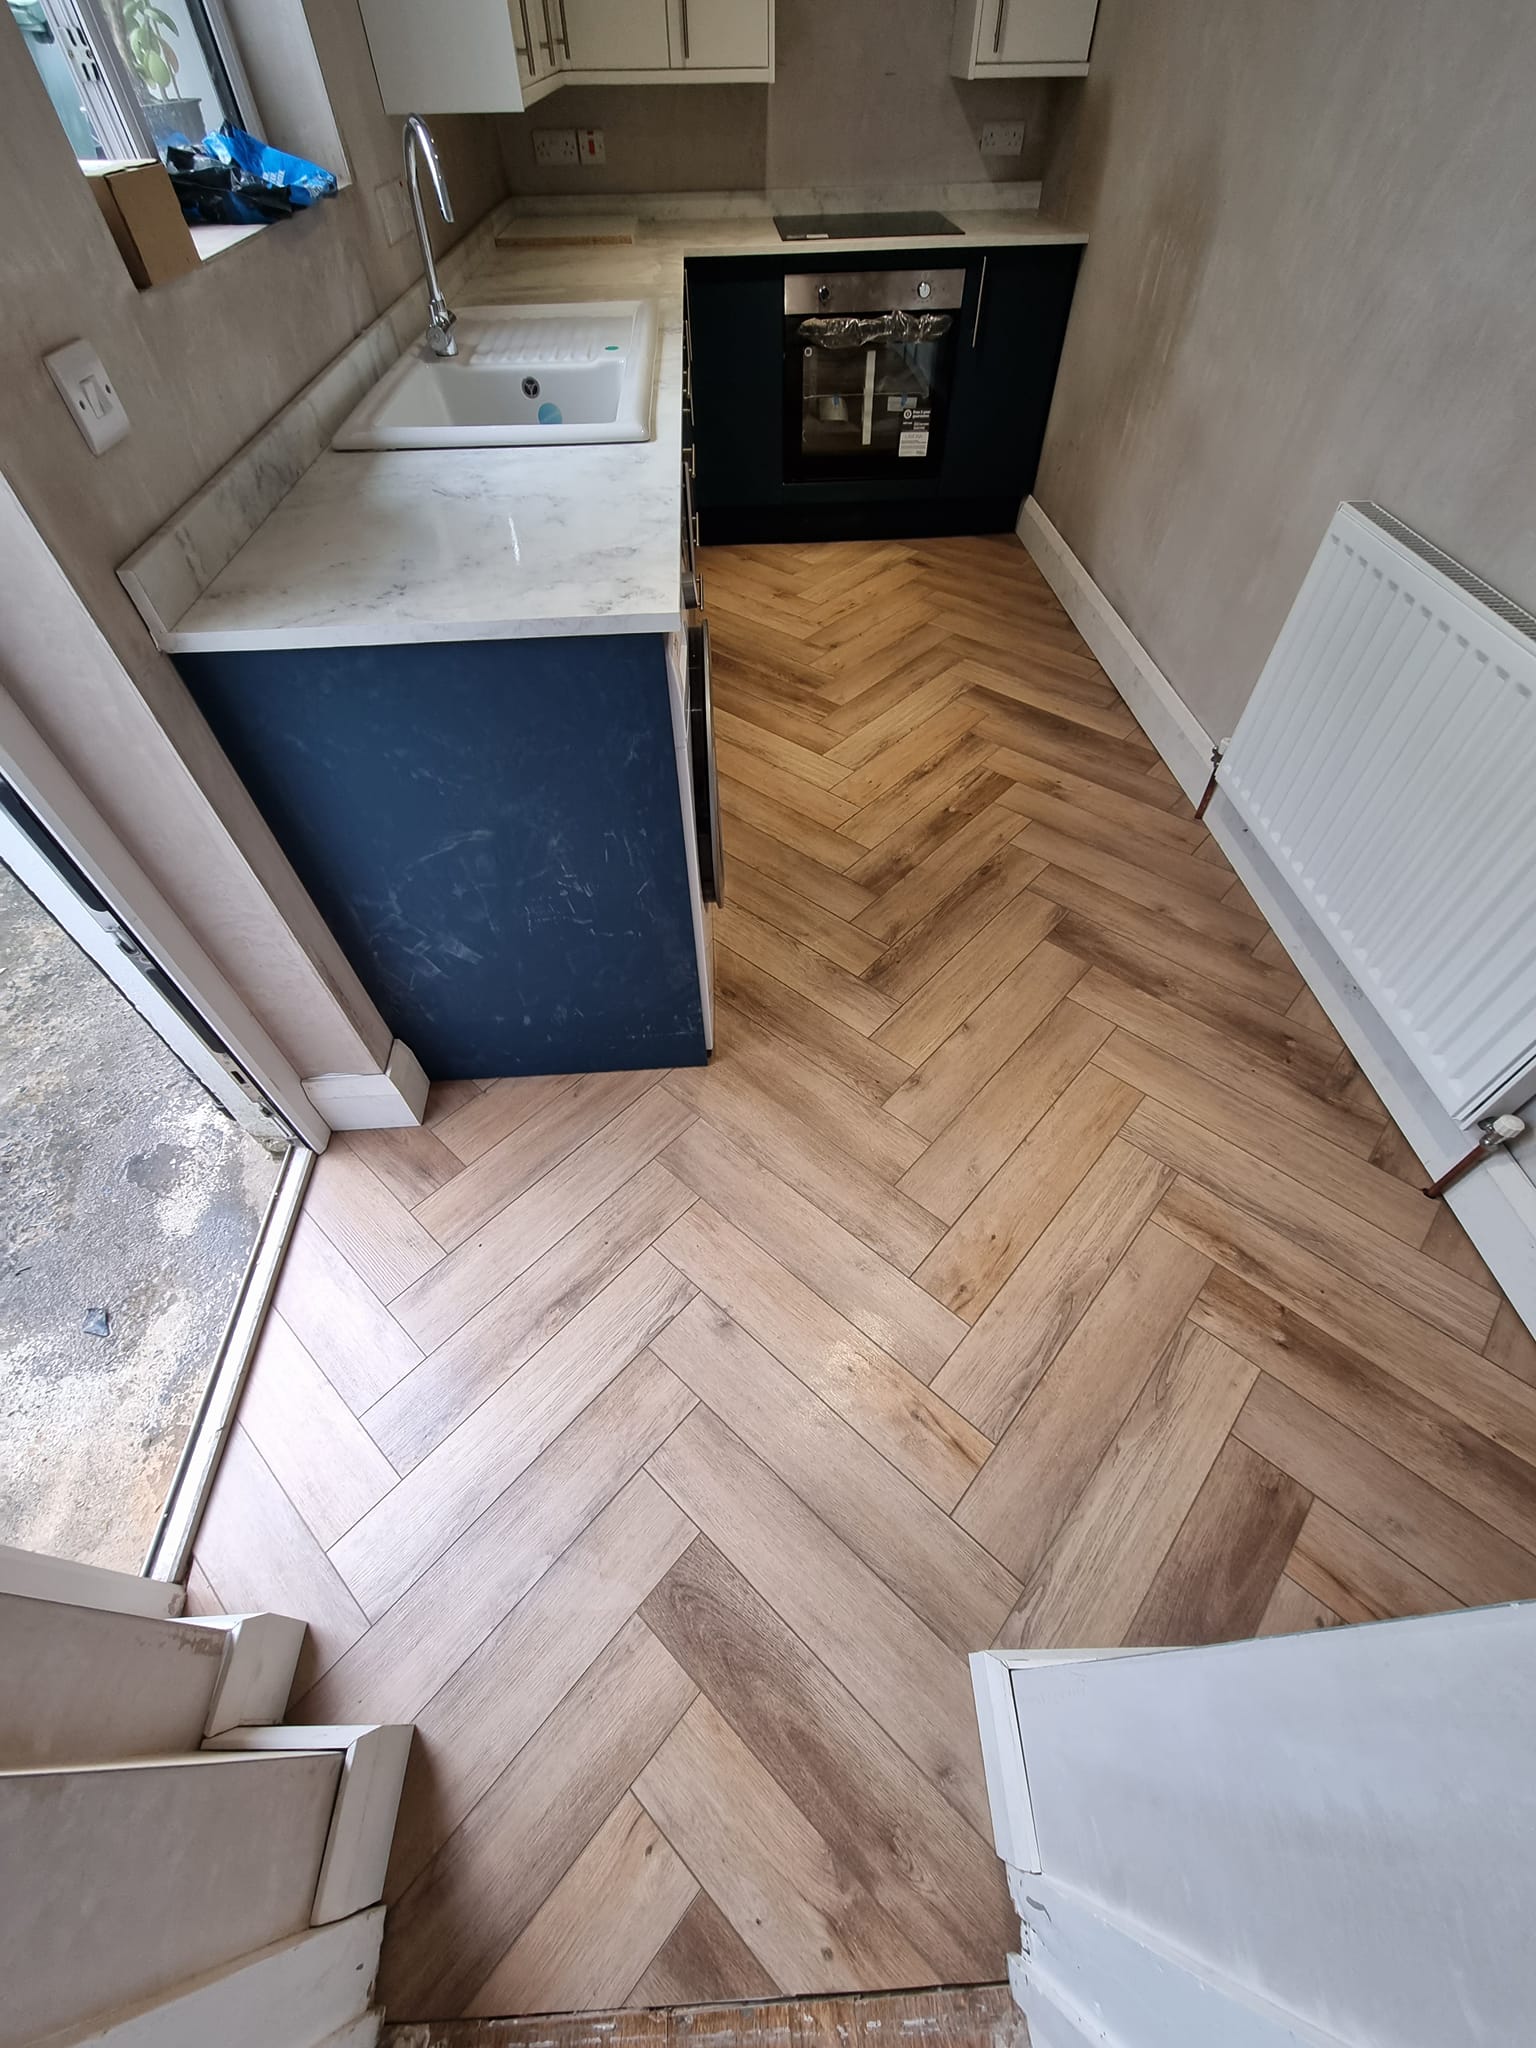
[[45, 340, 130, 454]]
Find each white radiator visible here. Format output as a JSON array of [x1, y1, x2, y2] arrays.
[[1219, 502, 1536, 1130]]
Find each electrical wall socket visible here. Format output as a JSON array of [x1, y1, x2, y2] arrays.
[[532, 128, 580, 165], [980, 122, 1026, 156], [375, 175, 411, 245], [576, 127, 606, 165]]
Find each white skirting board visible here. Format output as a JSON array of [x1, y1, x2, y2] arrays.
[[303, 1039, 430, 1132], [1014, 494, 1536, 1333]]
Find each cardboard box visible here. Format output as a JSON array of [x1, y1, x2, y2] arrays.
[[85, 157, 200, 289]]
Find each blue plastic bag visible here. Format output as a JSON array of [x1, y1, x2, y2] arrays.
[[202, 124, 338, 208]]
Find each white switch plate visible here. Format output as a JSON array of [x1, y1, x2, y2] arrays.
[[45, 340, 129, 454], [532, 128, 580, 165], [577, 127, 606, 165], [980, 122, 1026, 155]]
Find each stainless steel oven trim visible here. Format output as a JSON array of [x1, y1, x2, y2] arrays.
[[784, 269, 967, 316]]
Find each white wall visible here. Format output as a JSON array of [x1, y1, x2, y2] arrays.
[[1002, 1607, 1536, 2048], [0, 1750, 343, 2045], [0, 1593, 224, 1769]]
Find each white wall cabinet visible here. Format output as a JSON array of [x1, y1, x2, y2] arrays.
[[561, 0, 672, 72], [667, 0, 773, 72], [951, 0, 1098, 77], [359, 0, 772, 113]]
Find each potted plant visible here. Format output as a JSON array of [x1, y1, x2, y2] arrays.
[[114, 0, 204, 151]]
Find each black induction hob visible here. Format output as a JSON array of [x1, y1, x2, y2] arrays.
[[773, 210, 963, 241]]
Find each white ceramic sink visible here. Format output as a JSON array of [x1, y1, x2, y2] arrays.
[[333, 300, 657, 450]]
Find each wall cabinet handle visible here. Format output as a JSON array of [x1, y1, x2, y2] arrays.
[[679, 0, 691, 61], [993, 0, 1010, 54], [514, 0, 533, 58], [538, 0, 556, 56], [971, 255, 988, 347], [556, 0, 571, 58]]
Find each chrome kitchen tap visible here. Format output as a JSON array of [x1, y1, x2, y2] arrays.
[[403, 114, 457, 358]]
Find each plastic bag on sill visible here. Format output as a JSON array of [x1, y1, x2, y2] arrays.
[[165, 121, 338, 228]]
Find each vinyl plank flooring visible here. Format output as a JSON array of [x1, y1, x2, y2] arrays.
[[271, 1210, 422, 1413], [641, 1540, 1012, 1982], [648, 1407, 992, 1836], [364, 1160, 696, 1472], [192, 1425, 368, 1695], [997, 1326, 1257, 1647], [627, 1894, 778, 2008], [416, 1069, 662, 1251], [304, 1134, 443, 1303], [332, 1251, 694, 1618], [1232, 1375, 1536, 1606], [1124, 1438, 1312, 1646], [655, 1204, 985, 1509], [465, 1795, 698, 2019], [381, 1619, 697, 2018], [196, 536, 1536, 2024], [235, 1312, 398, 1543], [916, 1063, 1140, 1320], [634, 1697, 933, 1995], [897, 997, 1113, 1225], [384, 1473, 696, 1905], [650, 1296, 1015, 1651], [954, 1222, 1212, 1581], [932, 1140, 1174, 1438], [660, 1121, 964, 1380], [298, 1354, 696, 1726], [392, 1087, 694, 1353], [883, 941, 1086, 1142]]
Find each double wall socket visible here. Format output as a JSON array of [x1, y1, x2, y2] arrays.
[[980, 122, 1026, 155], [532, 128, 581, 165]]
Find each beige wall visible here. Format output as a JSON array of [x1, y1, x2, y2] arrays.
[[500, 81, 767, 194], [1036, 0, 1536, 740], [766, 0, 1058, 190], [0, 1, 509, 1077], [500, 0, 1061, 196]]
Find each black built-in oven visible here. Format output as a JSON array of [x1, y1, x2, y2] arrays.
[[783, 268, 966, 483]]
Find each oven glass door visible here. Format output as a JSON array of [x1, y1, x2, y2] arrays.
[[785, 318, 955, 481]]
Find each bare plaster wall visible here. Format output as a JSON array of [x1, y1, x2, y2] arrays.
[[1036, 0, 1536, 741], [0, 0, 510, 1076], [499, 0, 1060, 197]]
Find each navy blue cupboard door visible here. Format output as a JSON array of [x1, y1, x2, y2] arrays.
[[177, 634, 706, 1079], [943, 245, 1082, 504]]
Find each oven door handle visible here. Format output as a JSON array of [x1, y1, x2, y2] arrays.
[[971, 255, 989, 348]]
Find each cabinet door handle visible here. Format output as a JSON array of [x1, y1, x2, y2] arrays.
[[556, 0, 571, 58], [993, 0, 1010, 54], [679, 0, 691, 61], [971, 255, 988, 347], [514, 0, 533, 58], [538, 0, 555, 57]]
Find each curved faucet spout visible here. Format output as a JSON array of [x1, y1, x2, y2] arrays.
[[403, 114, 458, 358]]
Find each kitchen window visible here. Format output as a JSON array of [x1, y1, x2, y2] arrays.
[[13, 0, 257, 165]]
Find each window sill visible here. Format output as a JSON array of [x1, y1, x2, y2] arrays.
[[190, 222, 268, 263]]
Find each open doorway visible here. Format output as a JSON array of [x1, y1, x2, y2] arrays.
[[0, 786, 301, 1576]]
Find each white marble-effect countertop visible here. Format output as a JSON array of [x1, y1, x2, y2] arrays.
[[158, 206, 1086, 653]]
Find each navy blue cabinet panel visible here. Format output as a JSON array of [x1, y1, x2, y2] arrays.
[[687, 246, 1080, 543], [178, 635, 705, 1079]]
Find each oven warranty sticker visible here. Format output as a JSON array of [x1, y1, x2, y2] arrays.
[[898, 405, 932, 458]]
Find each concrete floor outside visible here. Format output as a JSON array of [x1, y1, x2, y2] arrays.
[[0, 859, 281, 1572]]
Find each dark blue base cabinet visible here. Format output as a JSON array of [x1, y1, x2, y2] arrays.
[[178, 634, 707, 1079]]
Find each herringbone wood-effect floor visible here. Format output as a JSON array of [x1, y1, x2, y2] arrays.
[[190, 535, 1536, 2023]]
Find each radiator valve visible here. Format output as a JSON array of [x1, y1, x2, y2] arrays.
[[1423, 1114, 1526, 1199]]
